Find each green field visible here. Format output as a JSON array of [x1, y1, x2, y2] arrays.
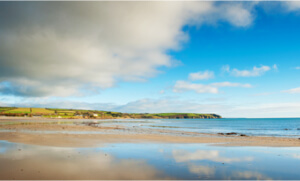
[[3, 108, 55, 114], [0, 107, 222, 119], [0, 107, 15, 113]]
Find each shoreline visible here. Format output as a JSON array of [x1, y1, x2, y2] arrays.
[[0, 117, 299, 147], [1, 131, 300, 147]]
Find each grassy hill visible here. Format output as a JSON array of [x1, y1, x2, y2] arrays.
[[0, 107, 222, 119], [4, 108, 54, 114]]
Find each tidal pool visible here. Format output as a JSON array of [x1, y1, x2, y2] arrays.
[[0, 140, 300, 179]]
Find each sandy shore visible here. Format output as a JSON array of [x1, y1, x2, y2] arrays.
[[0, 118, 300, 147], [0, 123, 123, 131]]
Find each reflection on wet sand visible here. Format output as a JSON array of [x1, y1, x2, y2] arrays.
[[291, 154, 300, 159], [186, 164, 271, 180], [187, 164, 215, 177], [1, 141, 300, 180], [172, 149, 253, 163], [171, 149, 271, 180], [228, 171, 271, 180], [0, 142, 169, 180]]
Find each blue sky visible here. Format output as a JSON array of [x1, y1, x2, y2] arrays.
[[0, 1, 300, 117]]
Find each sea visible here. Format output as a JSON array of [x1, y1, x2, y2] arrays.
[[101, 117, 300, 138], [147, 118, 300, 137]]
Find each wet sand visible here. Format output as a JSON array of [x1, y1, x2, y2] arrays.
[[1, 118, 300, 147], [0, 123, 123, 131]]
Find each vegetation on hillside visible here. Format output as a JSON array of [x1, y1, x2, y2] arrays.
[[0, 107, 222, 119]]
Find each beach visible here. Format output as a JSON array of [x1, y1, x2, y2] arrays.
[[1, 117, 300, 180], [1, 117, 300, 147], [2, 1, 300, 179]]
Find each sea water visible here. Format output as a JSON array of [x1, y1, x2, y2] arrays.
[[125, 118, 300, 138]]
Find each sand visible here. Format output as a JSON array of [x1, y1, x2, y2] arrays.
[[0, 118, 300, 147]]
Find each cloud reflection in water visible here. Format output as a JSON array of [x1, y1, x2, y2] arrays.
[[0, 143, 169, 180]]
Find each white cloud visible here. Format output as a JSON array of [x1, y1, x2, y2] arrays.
[[231, 102, 300, 118], [0, 2, 256, 97], [223, 65, 272, 77], [222, 65, 231, 72], [188, 71, 214, 80], [173, 81, 251, 94], [219, 3, 254, 27], [114, 98, 232, 114], [295, 67, 300, 70], [282, 87, 300, 94], [284, 1, 300, 11], [251, 92, 274, 97], [210, 82, 252, 88], [173, 81, 219, 94]]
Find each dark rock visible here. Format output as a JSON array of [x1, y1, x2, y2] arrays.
[[225, 132, 238, 135], [297, 128, 300, 130], [240, 134, 247, 137], [87, 122, 98, 127], [284, 128, 290, 130], [218, 132, 239, 136]]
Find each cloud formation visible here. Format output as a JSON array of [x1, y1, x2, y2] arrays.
[[282, 87, 300, 94], [222, 65, 274, 77], [188, 71, 214, 80], [2, 98, 300, 118], [173, 81, 251, 94], [284, 1, 300, 11], [0, 98, 230, 114], [173, 81, 218, 94], [0, 2, 256, 97], [210, 82, 252, 88], [232, 102, 300, 118]]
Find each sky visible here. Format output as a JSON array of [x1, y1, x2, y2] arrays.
[[0, 1, 300, 118]]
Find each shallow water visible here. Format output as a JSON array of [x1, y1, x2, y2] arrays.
[[111, 118, 300, 138], [1, 140, 300, 179]]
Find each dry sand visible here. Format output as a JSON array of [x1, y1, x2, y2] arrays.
[[0, 118, 300, 147]]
